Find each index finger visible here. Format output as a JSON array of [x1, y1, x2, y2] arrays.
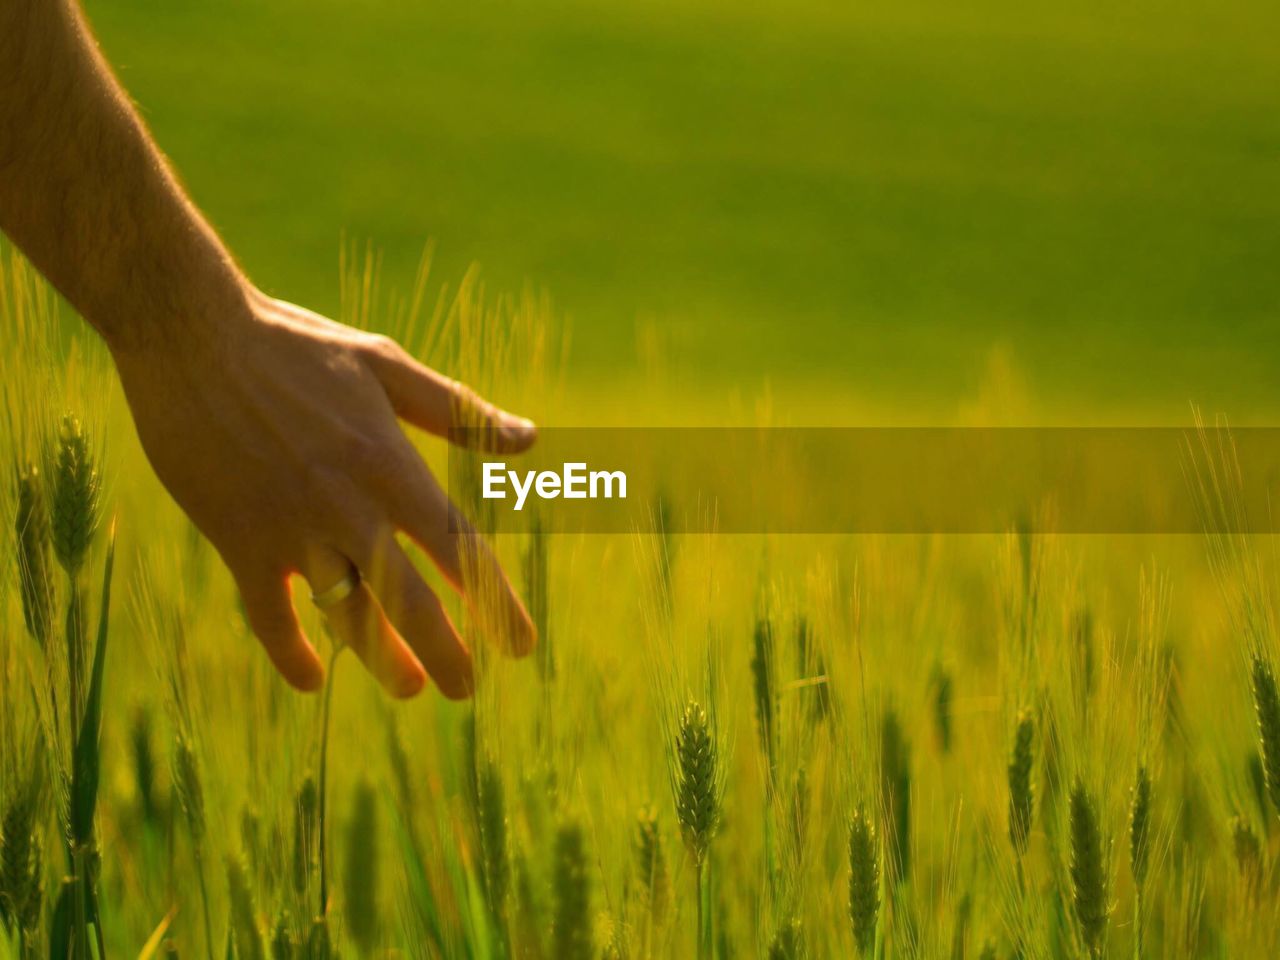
[[363, 338, 536, 454]]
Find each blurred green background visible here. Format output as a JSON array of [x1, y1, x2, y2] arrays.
[[86, 0, 1278, 416]]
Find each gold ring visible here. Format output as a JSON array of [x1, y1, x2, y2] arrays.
[[310, 565, 361, 609]]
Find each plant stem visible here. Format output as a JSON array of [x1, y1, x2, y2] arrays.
[[66, 580, 83, 747], [90, 879, 107, 960], [762, 777, 776, 903], [1134, 887, 1143, 960], [695, 858, 705, 960], [317, 644, 340, 918], [72, 846, 89, 960], [195, 845, 215, 960]]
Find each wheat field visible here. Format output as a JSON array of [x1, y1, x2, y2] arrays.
[[2, 249, 1279, 960]]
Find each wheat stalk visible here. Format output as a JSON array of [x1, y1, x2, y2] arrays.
[[13, 462, 52, 650], [1230, 814, 1262, 883], [1129, 765, 1151, 888], [847, 805, 879, 957], [227, 855, 265, 960], [305, 916, 332, 960], [0, 776, 42, 949], [270, 913, 296, 960], [789, 765, 809, 863], [1130, 764, 1152, 957], [674, 700, 720, 865], [673, 698, 721, 960], [1250, 656, 1280, 817], [173, 731, 214, 960], [552, 820, 592, 960], [751, 617, 776, 776], [1246, 750, 1269, 829], [292, 775, 319, 901], [1008, 711, 1034, 859], [878, 707, 911, 882], [1068, 780, 1108, 958], [130, 708, 158, 827], [343, 780, 381, 956], [633, 805, 669, 952], [50, 415, 99, 581], [767, 917, 802, 959], [932, 667, 953, 755], [476, 759, 509, 927]]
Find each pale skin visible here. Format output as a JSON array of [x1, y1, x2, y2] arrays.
[[0, 0, 536, 698]]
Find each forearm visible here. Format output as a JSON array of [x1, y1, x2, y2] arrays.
[[0, 0, 247, 355]]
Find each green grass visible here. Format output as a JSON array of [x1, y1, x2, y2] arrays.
[[84, 0, 1280, 414]]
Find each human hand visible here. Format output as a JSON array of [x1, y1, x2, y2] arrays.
[[0, 0, 535, 699], [112, 284, 536, 698]]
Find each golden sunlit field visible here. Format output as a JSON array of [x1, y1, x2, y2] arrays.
[[3, 250, 1280, 959]]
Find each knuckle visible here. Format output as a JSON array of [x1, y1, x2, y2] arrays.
[[450, 384, 494, 430], [300, 459, 340, 501], [333, 419, 404, 481], [358, 435, 410, 487], [297, 466, 379, 545], [449, 381, 476, 411], [299, 462, 356, 526], [363, 333, 407, 367], [337, 426, 381, 469]]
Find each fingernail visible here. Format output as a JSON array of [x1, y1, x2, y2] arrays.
[[394, 666, 428, 700], [501, 416, 537, 444], [507, 599, 537, 658]]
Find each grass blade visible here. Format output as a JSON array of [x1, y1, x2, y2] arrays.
[[71, 523, 115, 845]]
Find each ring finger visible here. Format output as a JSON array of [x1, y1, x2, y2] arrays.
[[336, 529, 476, 700], [302, 544, 427, 699]]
